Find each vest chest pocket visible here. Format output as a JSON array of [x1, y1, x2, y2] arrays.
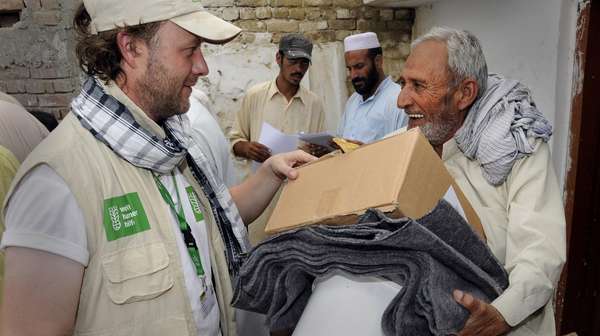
[[101, 242, 174, 304]]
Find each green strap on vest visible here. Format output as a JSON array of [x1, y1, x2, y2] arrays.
[[154, 174, 205, 277]]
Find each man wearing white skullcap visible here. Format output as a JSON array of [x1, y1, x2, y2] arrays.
[[337, 32, 407, 144]]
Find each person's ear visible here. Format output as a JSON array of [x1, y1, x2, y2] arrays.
[[456, 78, 479, 111], [116, 31, 146, 69], [374, 54, 383, 72], [276, 52, 283, 67]]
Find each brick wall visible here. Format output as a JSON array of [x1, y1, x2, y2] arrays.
[[212, 0, 414, 83], [0, 0, 79, 119], [0, 1, 414, 121]]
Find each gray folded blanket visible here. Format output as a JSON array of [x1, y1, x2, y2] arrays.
[[232, 200, 508, 335]]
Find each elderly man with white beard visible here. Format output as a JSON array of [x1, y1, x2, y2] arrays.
[[394, 27, 566, 336]]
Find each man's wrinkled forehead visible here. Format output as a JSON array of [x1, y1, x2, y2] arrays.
[[404, 40, 450, 78]]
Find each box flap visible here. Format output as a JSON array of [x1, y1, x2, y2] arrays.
[[397, 130, 485, 240], [395, 129, 452, 219]]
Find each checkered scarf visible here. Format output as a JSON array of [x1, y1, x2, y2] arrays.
[[71, 77, 250, 276]]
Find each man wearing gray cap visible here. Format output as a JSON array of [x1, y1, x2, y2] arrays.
[[230, 34, 326, 164], [0, 1, 314, 336]]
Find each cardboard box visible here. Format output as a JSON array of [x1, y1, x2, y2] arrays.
[[265, 128, 486, 240]]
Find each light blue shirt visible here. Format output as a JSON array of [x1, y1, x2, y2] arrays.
[[337, 76, 407, 143]]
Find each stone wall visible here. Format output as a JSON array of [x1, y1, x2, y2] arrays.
[[0, 0, 79, 119], [199, 2, 414, 133], [0, 0, 414, 126], [208, 0, 414, 82]]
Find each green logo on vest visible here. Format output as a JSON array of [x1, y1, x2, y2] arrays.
[[185, 186, 204, 222], [103, 192, 150, 241]]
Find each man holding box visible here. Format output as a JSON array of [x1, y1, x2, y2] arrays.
[[396, 27, 565, 335]]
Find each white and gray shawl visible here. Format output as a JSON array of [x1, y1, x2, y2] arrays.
[[454, 74, 552, 186]]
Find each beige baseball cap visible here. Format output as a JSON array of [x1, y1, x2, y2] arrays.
[[83, 0, 241, 43]]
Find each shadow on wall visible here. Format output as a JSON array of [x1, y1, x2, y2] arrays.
[[0, 0, 23, 28]]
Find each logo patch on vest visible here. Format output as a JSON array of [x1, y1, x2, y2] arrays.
[[185, 186, 205, 222], [103, 192, 150, 241]]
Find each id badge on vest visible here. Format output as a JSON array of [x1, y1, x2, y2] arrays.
[[154, 174, 217, 317], [185, 185, 217, 317], [200, 283, 217, 318]]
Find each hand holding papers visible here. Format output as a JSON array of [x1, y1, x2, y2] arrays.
[[258, 122, 299, 154], [299, 132, 366, 155], [252, 122, 299, 171], [298, 132, 336, 152], [238, 141, 272, 162], [254, 124, 339, 165]]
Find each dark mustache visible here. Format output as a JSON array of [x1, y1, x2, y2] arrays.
[[352, 77, 366, 85], [291, 73, 303, 77]]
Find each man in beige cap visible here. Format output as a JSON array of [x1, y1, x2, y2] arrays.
[[0, 1, 314, 336]]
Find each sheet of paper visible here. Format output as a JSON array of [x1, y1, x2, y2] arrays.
[[252, 122, 299, 172], [298, 131, 336, 151], [443, 185, 467, 221], [258, 122, 299, 154]]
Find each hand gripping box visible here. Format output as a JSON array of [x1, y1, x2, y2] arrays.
[[265, 128, 485, 240]]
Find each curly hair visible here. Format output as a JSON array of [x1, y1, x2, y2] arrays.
[[73, 4, 162, 83]]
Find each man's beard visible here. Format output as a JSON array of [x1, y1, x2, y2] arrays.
[[137, 54, 189, 123], [352, 64, 380, 96], [418, 91, 463, 146], [419, 120, 458, 146]]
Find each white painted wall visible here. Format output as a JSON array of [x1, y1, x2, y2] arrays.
[[195, 33, 348, 134], [413, 0, 579, 190], [195, 34, 348, 180]]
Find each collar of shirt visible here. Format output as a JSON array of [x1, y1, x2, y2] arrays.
[[267, 79, 308, 105], [442, 137, 461, 162], [358, 76, 394, 105]]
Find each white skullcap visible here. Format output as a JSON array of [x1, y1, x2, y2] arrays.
[[344, 32, 381, 52]]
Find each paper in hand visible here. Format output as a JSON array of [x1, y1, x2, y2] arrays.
[[258, 122, 299, 154], [298, 131, 337, 151]]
